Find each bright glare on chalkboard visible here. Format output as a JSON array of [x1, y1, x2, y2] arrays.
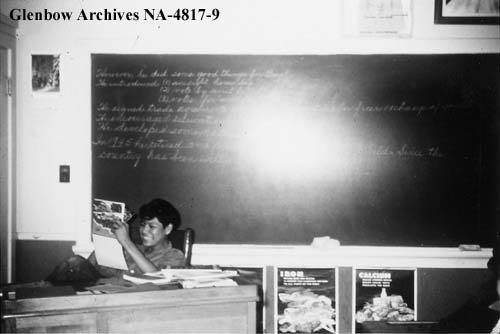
[[238, 104, 361, 181]]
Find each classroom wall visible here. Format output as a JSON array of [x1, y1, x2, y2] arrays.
[[0, 0, 498, 281]]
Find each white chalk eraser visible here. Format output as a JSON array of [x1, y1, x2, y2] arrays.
[[458, 244, 481, 251], [311, 236, 340, 249]]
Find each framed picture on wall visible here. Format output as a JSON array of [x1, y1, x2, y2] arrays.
[[343, 0, 413, 37], [31, 54, 60, 94], [434, 0, 500, 24]]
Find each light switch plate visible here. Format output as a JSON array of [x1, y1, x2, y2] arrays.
[[59, 165, 70, 182]]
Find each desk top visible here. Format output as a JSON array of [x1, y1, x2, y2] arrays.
[[2, 284, 258, 318]]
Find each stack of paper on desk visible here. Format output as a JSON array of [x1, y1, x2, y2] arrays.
[[123, 269, 239, 288], [122, 271, 173, 285], [180, 278, 238, 289], [164, 269, 239, 289], [162, 268, 238, 280]]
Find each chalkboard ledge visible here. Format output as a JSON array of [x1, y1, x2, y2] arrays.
[[71, 241, 491, 269], [191, 244, 491, 269]]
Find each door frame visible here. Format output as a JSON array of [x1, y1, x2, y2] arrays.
[[0, 14, 17, 283]]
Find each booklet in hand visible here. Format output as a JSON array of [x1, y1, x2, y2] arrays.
[[92, 198, 128, 270]]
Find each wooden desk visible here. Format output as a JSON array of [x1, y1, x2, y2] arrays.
[[2, 285, 258, 333]]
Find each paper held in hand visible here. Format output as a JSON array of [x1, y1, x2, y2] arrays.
[[92, 198, 128, 270]]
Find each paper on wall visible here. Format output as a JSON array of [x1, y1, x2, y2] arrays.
[[343, 0, 412, 37]]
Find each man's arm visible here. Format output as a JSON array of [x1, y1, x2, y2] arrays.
[[113, 220, 159, 273]]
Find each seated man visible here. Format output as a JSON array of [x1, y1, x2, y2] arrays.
[[489, 241, 500, 333], [47, 198, 185, 283], [432, 238, 500, 333], [90, 198, 186, 276]]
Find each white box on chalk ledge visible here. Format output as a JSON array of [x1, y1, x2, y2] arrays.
[[458, 244, 481, 251], [311, 236, 341, 249]]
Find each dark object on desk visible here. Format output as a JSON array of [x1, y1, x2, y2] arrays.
[[45, 255, 100, 287]]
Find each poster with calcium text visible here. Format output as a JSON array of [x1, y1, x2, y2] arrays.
[[354, 268, 416, 333], [276, 268, 337, 334]]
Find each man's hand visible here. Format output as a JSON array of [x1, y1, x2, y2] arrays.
[[113, 220, 131, 246], [112, 219, 159, 274]]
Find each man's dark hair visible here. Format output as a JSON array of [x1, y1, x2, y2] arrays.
[[139, 198, 181, 230]]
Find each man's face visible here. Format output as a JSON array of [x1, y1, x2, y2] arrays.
[[140, 217, 168, 247]]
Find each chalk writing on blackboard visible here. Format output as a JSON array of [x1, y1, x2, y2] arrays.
[[93, 66, 454, 168]]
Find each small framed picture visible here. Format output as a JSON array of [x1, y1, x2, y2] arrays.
[[31, 54, 60, 94], [343, 0, 413, 38], [435, 0, 500, 24]]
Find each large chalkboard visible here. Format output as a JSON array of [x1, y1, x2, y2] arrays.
[[91, 54, 499, 246]]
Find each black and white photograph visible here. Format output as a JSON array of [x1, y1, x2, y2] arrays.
[[31, 54, 60, 93], [435, 0, 500, 24], [0, 0, 499, 333], [344, 0, 413, 37]]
